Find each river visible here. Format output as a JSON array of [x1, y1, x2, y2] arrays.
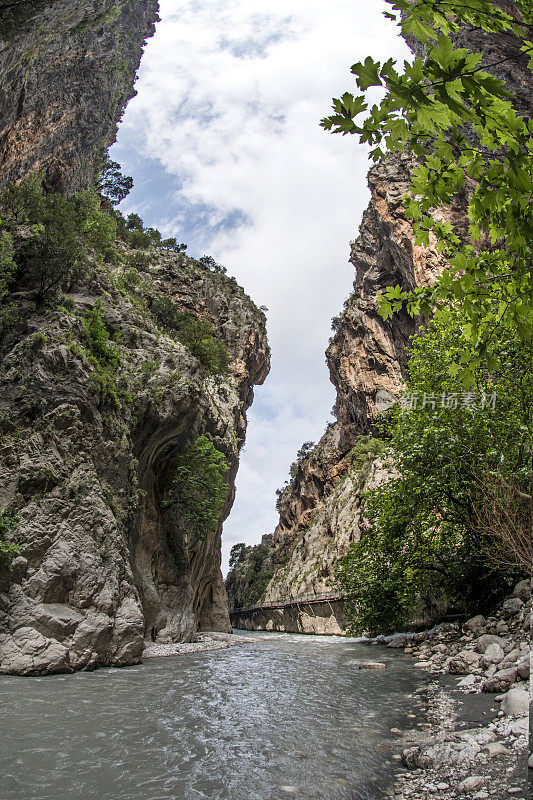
[[0, 631, 427, 800]]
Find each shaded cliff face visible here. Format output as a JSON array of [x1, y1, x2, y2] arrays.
[[0, 0, 159, 192], [0, 251, 269, 674], [0, 0, 271, 674]]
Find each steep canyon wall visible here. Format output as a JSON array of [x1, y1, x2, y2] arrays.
[[226, 11, 531, 634], [0, 1, 270, 674]]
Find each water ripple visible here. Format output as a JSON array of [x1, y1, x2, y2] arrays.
[[0, 631, 425, 800]]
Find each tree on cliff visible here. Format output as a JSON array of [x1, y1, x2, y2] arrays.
[[336, 309, 531, 634], [98, 155, 133, 206], [321, 0, 532, 385]]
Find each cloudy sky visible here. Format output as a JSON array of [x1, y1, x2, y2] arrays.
[[112, 0, 409, 574]]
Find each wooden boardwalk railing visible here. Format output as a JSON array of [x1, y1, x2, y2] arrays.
[[231, 591, 342, 615]]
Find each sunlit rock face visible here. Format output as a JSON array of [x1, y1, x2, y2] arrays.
[[226, 149, 445, 629], [0, 0, 159, 192], [226, 12, 532, 633]]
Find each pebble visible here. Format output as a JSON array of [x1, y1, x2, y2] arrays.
[[458, 775, 487, 793]]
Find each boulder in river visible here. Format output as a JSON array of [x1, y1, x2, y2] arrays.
[[500, 687, 529, 717], [482, 667, 518, 692]]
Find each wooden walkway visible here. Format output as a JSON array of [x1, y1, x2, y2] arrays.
[[231, 591, 342, 615]]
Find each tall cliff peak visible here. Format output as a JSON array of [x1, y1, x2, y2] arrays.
[[0, 0, 159, 192]]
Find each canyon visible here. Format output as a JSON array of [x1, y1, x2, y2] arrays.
[[0, 0, 270, 675], [226, 12, 532, 635]]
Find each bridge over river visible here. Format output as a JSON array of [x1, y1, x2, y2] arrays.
[[229, 592, 346, 635]]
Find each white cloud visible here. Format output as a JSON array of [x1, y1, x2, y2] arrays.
[[113, 0, 410, 573]]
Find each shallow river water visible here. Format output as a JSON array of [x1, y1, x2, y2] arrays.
[[0, 631, 427, 800]]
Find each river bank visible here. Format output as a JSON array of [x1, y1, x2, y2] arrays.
[[375, 579, 531, 800], [142, 631, 262, 659]]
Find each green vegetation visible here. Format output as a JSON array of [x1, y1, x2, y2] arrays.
[[117, 211, 188, 252], [0, 177, 117, 303], [82, 301, 120, 368], [275, 440, 315, 511], [98, 155, 133, 206], [322, 0, 533, 382], [347, 436, 388, 485], [166, 435, 229, 547], [150, 296, 229, 374], [198, 255, 227, 274], [78, 302, 122, 408], [336, 310, 532, 635], [0, 510, 21, 568], [226, 541, 275, 608]]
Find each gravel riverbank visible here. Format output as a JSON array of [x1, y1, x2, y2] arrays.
[[143, 631, 262, 659], [376, 579, 531, 800]]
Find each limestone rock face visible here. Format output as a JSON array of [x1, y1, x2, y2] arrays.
[[326, 152, 450, 434], [226, 14, 532, 635], [0, 253, 269, 674], [226, 151, 446, 628], [0, 0, 159, 192], [0, 0, 271, 676]]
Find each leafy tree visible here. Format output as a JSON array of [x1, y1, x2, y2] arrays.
[[0, 179, 117, 302], [297, 441, 315, 461], [229, 542, 247, 571], [144, 226, 161, 245], [125, 213, 144, 231], [166, 435, 229, 543], [128, 228, 154, 249], [336, 309, 531, 634], [98, 155, 133, 206], [321, 0, 533, 381], [199, 255, 227, 274], [160, 237, 187, 252]]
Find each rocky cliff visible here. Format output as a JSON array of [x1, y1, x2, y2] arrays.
[[227, 152, 443, 634], [0, 0, 159, 192], [0, 248, 268, 674], [226, 9, 531, 634], [0, 1, 270, 674]]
